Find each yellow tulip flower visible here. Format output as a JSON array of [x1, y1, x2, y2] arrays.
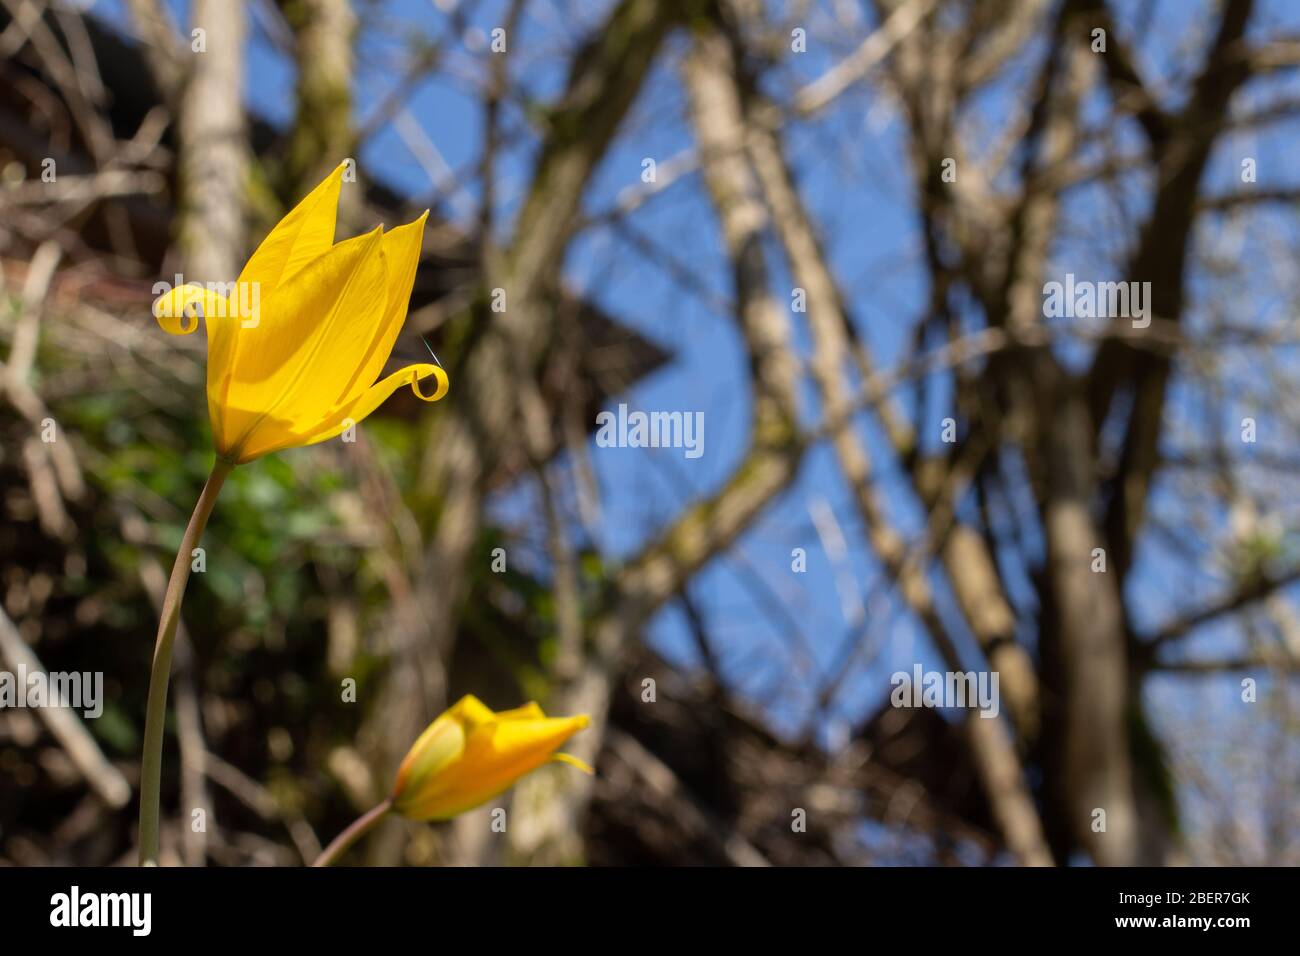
[[311, 695, 591, 865], [138, 163, 449, 866], [392, 695, 592, 821], [151, 163, 448, 464]]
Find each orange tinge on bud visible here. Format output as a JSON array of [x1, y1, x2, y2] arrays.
[[391, 695, 592, 821]]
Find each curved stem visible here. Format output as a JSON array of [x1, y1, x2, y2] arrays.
[[138, 457, 234, 865], [312, 798, 394, 867]]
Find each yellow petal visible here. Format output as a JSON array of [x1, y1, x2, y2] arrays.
[[153, 284, 240, 452], [220, 228, 388, 461], [333, 212, 430, 409], [394, 713, 590, 821], [495, 702, 546, 722], [446, 694, 497, 732], [154, 284, 223, 335], [217, 164, 345, 453], [238, 163, 345, 300], [551, 752, 594, 774], [154, 165, 449, 462], [295, 362, 448, 451], [391, 713, 467, 809], [391, 696, 495, 815]]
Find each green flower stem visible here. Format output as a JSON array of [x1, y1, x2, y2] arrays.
[[138, 457, 234, 866], [312, 798, 394, 867]]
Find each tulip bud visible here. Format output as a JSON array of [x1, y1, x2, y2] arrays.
[[391, 695, 591, 821]]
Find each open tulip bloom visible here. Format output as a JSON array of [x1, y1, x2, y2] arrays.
[[153, 163, 448, 462], [312, 696, 592, 866], [138, 164, 449, 865]]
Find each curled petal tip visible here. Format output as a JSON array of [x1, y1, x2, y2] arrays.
[[552, 752, 595, 775], [153, 283, 225, 335], [153, 164, 439, 461], [412, 364, 449, 402]]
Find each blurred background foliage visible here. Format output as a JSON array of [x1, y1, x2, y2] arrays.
[[2, 0, 1300, 867]]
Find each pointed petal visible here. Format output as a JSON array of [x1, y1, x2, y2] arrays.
[[237, 163, 345, 301], [477, 714, 590, 763], [495, 702, 546, 722], [447, 694, 498, 732], [551, 752, 595, 774], [221, 228, 388, 460], [334, 211, 429, 408], [287, 362, 448, 453]]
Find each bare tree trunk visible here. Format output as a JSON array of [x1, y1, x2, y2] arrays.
[[177, 0, 247, 280], [281, 0, 356, 206], [1038, 384, 1139, 865]]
